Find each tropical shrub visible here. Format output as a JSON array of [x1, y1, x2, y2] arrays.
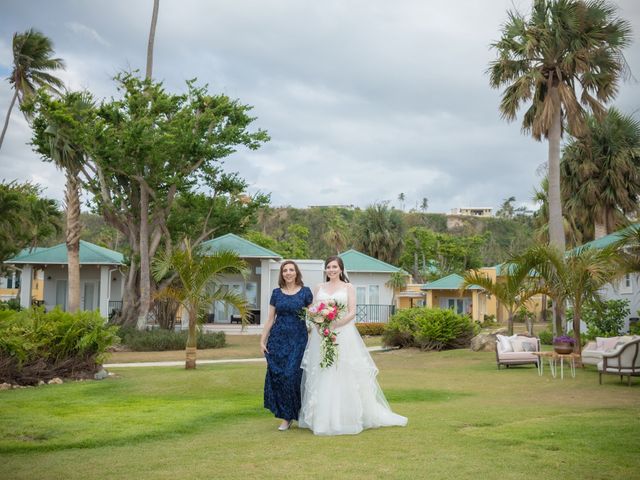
[[383, 307, 478, 351], [355, 323, 386, 336], [0, 298, 21, 311], [567, 299, 630, 339], [117, 327, 225, 351], [0, 307, 119, 385], [538, 329, 554, 345]]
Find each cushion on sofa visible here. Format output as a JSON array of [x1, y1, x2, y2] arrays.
[[496, 334, 515, 353], [511, 336, 537, 352], [596, 337, 621, 350]]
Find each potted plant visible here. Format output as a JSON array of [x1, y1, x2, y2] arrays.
[[553, 335, 576, 354]]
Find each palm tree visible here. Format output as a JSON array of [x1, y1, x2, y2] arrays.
[[515, 244, 622, 353], [489, 0, 632, 252], [462, 264, 539, 335], [354, 202, 404, 264], [613, 224, 640, 273], [385, 271, 408, 309], [146, 0, 160, 79], [31, 91, 94, 312], [398, 193, 406, 211], [532, 177, 589, 247], [323, 215, 348, 254], [1, 29, 65, 150], [152, 240, 249, 369], [561, 108, 640, 239]]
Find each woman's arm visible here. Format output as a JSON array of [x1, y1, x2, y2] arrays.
[[332, 283, 356, 328], [260, 304, 276, 354]]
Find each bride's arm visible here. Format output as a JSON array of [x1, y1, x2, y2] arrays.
[[332, 283, 356, 328]]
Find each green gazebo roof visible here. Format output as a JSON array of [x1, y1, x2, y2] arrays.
[[338, 249, 404, 273], [4, 240, 124, 265], [200, 233, 281, 259]]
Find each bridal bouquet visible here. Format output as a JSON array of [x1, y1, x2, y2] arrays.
[[304, 299, 345, 368]]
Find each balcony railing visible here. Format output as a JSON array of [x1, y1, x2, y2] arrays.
[[355, 304, 396, 323], [108, 300, 123, 320]]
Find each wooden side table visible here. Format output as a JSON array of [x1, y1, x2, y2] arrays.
[[533, 351, 581, 379]]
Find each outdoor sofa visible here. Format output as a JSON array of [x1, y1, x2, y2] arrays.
[[598, 337, 640, 386], [495, 333, 541, 369]]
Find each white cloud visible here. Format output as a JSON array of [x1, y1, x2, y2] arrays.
[[65, 22, 110, 47]]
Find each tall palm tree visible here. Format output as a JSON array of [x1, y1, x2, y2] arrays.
[[323, 215, 348, 254], [354, 202, 404, 264], [613, 224, 640, 273], [489, 0, 632, 251], [515, 244, 622, 353], [561, 108, 640, 239], [385, 271, 409, 309], [462, 264, 539, 335], [152, 240, 248, 369], [532, 177, 589, 247], [1, 29, 65, 150], [146, 0, 160, 79], [31, 91, 94, 312]]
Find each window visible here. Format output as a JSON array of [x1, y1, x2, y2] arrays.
[[56, 280, 68, 311], [368, 285, 380, 305], [356, 286, 367, 305], [620, 273, 633, 294]]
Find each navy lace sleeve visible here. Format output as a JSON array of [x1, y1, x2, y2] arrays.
[[304, 286, 313, 307], [269, 289, 277, 306]]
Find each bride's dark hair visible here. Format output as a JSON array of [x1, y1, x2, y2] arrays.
[[325, 256, 349, 282]]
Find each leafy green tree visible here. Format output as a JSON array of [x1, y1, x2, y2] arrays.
[[489, 0, 632, 251], [242, 231, 279, 253], [152, 240, 248, 369], [323, 214, 348, 254], [385, 271, 409, 307], [514, 244, 622, 352], [1, 29, 65, 150], [561, 108, 640, 239], [354, 202, 404, 264], [278, 224, 310, 259], [400, 227, 484, 282]]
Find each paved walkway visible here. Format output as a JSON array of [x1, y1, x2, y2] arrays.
[[104, 346, 393, 368]]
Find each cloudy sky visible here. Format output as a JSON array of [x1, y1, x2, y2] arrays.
[[1, 0, 639, 214]]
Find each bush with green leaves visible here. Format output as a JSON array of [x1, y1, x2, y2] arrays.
[[355, 323, 386, 336], [567, 299, 630, 339], [0, 307, 119, 385], [383, 307, 478, 350], [0, 298, 22, 311], [538, 329, 554, 345], [117, 326, 225, 351]]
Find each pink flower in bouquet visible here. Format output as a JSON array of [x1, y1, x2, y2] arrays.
[[323, 328, 330, 336], [302, 299, 346, 368]]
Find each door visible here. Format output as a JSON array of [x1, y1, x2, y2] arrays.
[[55, 280, 68, 311], [82, 281, 99, 311]]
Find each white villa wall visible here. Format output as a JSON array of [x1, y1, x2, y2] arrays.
[[347, 272, 394, 305], [600, 273, 640, 332]]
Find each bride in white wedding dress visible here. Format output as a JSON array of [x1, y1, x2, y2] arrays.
[[298, 256, 408, 436]]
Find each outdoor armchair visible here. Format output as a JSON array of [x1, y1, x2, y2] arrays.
[[598, 338, 640, 386]]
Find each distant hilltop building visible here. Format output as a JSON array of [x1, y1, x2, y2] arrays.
[[448, 207, 493, 218]]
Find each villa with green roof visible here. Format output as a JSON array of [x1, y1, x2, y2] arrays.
[[4, 241, 126, 318], [198, 236, 405, 331]]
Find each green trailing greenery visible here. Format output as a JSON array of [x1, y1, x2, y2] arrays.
[[383, 307, 478, 350], [0, 308, 119, 385], [116, 327, 225, 352]]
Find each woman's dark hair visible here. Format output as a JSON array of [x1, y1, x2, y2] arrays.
[[278, 260, 304, 288], [324, 256, 349, 282]]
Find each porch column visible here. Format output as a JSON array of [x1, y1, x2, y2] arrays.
[[99, 266, 109, 319], [19, 265, 33, 308], [425, 290, 433, 308], [259, 259, 273, 326]]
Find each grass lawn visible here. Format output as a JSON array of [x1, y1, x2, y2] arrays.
[[106, 334, 383, 363], [2, 346, 639, 480]]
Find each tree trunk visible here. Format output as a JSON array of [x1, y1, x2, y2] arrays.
[[507, 311, 514, 335], [553, 299, 565, 336], [146, 0, 160, 80], [572, 305, 582, 355], [0, 89, 19, 151], [65, 172, 82, 313], [185, 306, 197, 369], [594, 210, 607, 239], [137, 184, 151, 329], [547, 88, 566, 252]]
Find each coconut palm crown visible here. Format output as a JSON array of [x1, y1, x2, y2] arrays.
[[152, 240, 249, 369], [489, 0, 632, 251]]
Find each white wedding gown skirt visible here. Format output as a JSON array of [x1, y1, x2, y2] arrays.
[[298, 289, 407, 435]]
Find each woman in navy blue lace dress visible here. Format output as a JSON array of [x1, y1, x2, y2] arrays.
[[260, 261, 313, 431]]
